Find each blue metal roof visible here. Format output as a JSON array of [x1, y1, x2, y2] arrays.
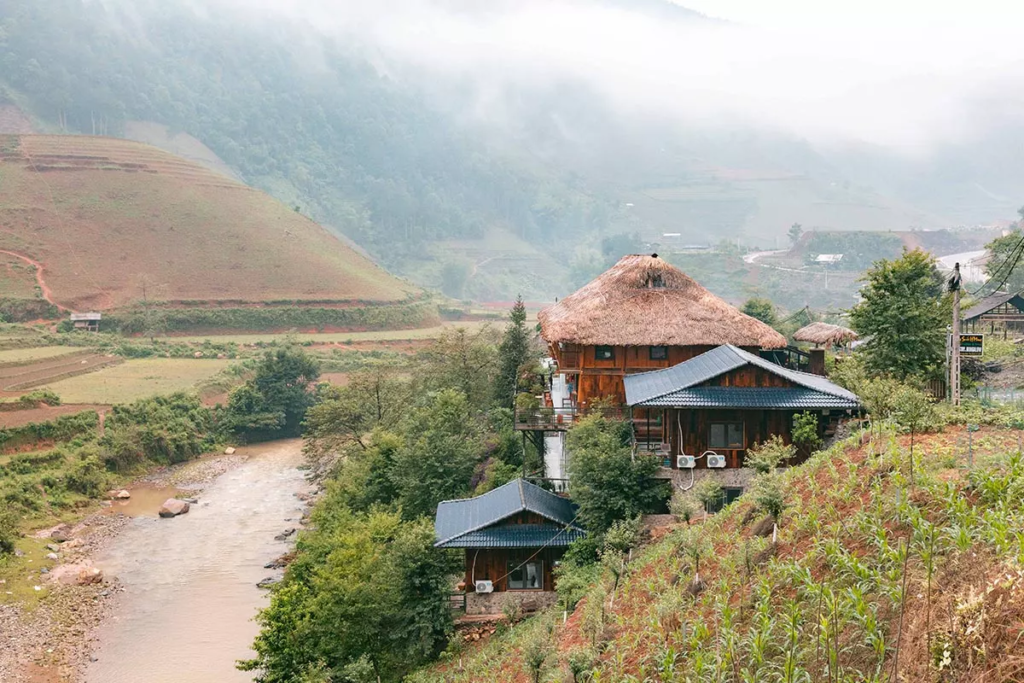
[[624, 344, 859, 408], [434, 479, 582, 548], [436, 524, 586, 549], [638, 386, 859, 409]]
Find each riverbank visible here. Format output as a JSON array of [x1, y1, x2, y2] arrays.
[[0, 440, 312, 683]]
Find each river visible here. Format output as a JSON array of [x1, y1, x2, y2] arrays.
[[83, 440, 308, 683]]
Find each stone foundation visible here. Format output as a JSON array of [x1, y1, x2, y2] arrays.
[[665, 466, 757, 490], [466, 590, 559, 616]]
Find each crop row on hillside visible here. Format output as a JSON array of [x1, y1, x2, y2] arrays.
[[413, 422, 1024, 683]]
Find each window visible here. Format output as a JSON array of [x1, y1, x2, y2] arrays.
[[709, 422, 744, 449], [705, 487, 745, 514], [595, 346, 615, 361], [507, 559, 543, 590], [649, 346, 668, 360]]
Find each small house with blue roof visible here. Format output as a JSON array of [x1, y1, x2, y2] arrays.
[[434, 478, 584, 615], [624, 344, 860, 503]]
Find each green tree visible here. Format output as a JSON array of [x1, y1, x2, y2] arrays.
[[893, 384, 935, 483], [848, 249, 949, 380], [983, 228, 1024, 294], [493, 296, 535, 409], [791, 412, 822, 454], [788, 223, 803, 245], [392, 389, 484, 519], [420, 326, 499, 408], [566, 414, 668, 534], [240, 508, 458, 682], [741, 297, 778, 326], [0, 509, 19, 555], [224, 347, 321, 440]]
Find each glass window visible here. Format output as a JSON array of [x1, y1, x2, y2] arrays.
[[508, 560, 543, 590], [595, 346, 615, 361], [709, 422, 744, 449], [649, 346, 668, 360], [705, 487, 744, 514]]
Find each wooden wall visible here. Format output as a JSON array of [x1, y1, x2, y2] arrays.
[[463, 546, 564, 593]]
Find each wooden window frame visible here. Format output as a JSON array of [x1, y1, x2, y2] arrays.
[[709, 422, 744, 450], [594, 345, 615, 361], [649, 345, 669, 361]]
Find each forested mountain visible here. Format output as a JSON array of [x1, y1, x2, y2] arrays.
[[2, 0, 1018, 300]]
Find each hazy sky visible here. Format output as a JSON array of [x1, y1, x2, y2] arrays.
[[678, 0, 1024, 28], [192, 0, 1024, 151]]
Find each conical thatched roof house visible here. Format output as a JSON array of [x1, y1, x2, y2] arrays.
[[540, 254, 786, 348], [793, 322, 858, 348], [538, 254, 787, 408]]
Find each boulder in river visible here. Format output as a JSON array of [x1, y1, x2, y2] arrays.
[[256, 577, 279, 589], [224, 446, 236, 455], [50, 524, 72, 542], [158, 499, 191, 518], [274, 528, 296, 541], [114, 490, 131, 500]]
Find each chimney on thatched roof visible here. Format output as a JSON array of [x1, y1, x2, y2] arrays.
[[793, 322, 859, 348], [539, 254, 787, 348]]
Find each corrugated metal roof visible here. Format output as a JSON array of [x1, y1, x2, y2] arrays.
[[639, 387, 860, 409], [963, 291, 1024, 322], [434, 479, 581, 548], [436, 524, 586, 549], [624, 344, 859, 408]]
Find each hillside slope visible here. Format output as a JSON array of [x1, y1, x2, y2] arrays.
[[413, 422, 1024, 682], [0, 135, 416, 311]]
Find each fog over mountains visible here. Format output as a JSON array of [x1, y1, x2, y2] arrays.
[[3, 0, 1023, 297]]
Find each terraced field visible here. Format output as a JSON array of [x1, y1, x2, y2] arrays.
[[0, 135, 417, 311], [43, 358, 233, 404], [0, 351, 121, 392]]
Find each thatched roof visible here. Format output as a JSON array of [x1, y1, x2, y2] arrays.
[[539, 254, 787, 348], [793, 322, 859, 347]]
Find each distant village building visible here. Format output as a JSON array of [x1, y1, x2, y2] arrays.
[[69, 312, 101, 332], [434, 479, 584, 616]]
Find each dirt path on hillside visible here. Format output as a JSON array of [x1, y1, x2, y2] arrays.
[[0, 250, 68, 312]]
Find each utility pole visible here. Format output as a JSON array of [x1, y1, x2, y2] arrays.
[[950, 263, 962, 406]]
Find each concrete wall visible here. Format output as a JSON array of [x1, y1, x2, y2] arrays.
[[466, 590, 559, 616]]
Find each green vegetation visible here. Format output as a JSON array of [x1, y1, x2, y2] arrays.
[[983, 212, 1024, 294], [802, 231, 903, 270], [849, 249, 950, 380], [740, 297, 777, 326], [104, 302, 438, 335], [223, 347, 321, 441], [493, 297, 538, 409], [565, 413, 670, 535], [0, 410, 98, 453]]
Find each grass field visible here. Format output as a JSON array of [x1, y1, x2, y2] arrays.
[[0, 135, 416, 310], [170, 320, 500, 345], [0, 252, 39, 299], [0, 346, 82, 365], [42, 359, 233, 404]]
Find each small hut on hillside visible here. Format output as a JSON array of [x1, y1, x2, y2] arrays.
[[793, 322, 859, 375], [538, 254, 787, 408]]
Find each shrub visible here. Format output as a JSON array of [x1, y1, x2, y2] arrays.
[[745, 435, 796, 474], [65, 456, 108, 497], [19, 389, 61, 407], [0, 509, 18, 554], [669, 491, 698, 524], [693, 477, 723, 513], [792, 412, 822, 452], [753, 474, 786, 521]]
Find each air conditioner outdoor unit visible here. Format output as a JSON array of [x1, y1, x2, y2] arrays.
[[706, 454, 726, 469], [677, 455, 696, 469], [475, 580, 494, 594]]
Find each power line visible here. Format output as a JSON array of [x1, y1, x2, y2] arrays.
[[968, 232, 1024, 297]]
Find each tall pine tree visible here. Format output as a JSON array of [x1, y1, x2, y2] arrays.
[[493, 296, 533, 408]]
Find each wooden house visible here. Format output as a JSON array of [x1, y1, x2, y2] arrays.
[[538, 254, 787, 409], [624, 344, 860, 476], [963, 291, 1024, 336], [70, 312, 101, 332], [434, 479, 585, 616]]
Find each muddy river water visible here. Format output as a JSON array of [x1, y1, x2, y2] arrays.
[[83, 440, 308, 683]]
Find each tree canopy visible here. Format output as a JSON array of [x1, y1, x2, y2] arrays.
[[848, 249, 949, 380]]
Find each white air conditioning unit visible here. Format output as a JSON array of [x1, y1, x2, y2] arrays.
[[474, 580, 494, 594], [706, 454, 726, 469], [677, 455, 696, 469]]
